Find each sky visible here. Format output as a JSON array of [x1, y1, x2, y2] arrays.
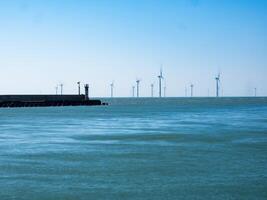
[[0, 0, 266, 97]]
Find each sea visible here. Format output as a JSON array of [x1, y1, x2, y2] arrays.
[[0, 97, 266, 200]]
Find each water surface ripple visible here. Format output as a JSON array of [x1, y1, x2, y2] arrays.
[[0, 97, 267, 199]]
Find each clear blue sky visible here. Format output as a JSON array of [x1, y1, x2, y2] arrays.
[[0, 0, 266, 97]]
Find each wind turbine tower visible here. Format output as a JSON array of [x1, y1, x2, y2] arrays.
[[254, 88, 257, 97], [190, 84, 194, 97], [151, 84, 154, 97], [60, 84, 63, 95], [55, 85, 58, 95], [158, 68, 163, 97], [132, 86, 135, 97], [164, 84, 166, 97], [215, 73, 220, 97], [136, 79, 140, 97], [110, 82, 114, 98]]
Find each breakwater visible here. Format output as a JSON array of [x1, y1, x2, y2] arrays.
[[0, 95, 103, 108]]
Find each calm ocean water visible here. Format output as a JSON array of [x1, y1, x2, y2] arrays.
[[0, 97, 267, 200]]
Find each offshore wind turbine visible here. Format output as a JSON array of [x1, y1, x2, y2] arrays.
[[136, 79, 141, 97], [158, 68, 163, 97], [60, 83, 63, 95], [132, 86, 135, 97], [55, 85, 58, 95], [151, 83, 154, 97], [254, 87, 257, 97], [185, 86, 187, 97], [215, 73, 220, 97], [110, 82, 114, 98], [190, 84, 194, 97], [164, 81, 166, 97]]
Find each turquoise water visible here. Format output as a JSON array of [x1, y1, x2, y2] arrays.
[[0, 97, 267, 200]]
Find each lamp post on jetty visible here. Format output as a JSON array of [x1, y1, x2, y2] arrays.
[[77, 82, 81, 95]]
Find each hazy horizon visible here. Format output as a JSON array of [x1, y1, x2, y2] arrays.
[[0, 0, 266, 97]]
